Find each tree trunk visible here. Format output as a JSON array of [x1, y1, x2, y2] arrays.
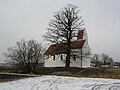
[[65, 34, 71, 69], [65, 48, 71, 69]]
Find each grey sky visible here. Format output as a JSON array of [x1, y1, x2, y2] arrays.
[[0, 0, 120, 62]]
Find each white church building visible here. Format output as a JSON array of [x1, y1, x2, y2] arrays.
[[44, 29, 91, 68]]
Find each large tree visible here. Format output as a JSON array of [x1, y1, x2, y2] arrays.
[[43, 4, 84, 68], [5, 39, 44, 73]]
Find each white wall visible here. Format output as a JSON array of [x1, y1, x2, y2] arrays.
[[45, 54, 90, 68]]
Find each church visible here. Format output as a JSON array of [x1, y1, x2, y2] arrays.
[[44, 29, 91, 68]]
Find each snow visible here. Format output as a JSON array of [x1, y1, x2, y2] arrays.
[[0, 75, 120, 90]]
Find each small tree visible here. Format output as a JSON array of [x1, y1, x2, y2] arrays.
[[5, 39, 44, 73], [101, 53, 109, 63], [108, 57, 113, 63], [43, 4, 84, 69], [101, 53, 113, 67], [91, 54, 102, 67]]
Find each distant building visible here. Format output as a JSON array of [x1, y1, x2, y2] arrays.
[[44, 29, 91, 68], [110, 62, 120, 68]]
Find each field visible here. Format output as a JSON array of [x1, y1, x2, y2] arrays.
[[0, 67, 120, 90], [0, 66, 16, 73], [34, 67, 120, 79], [0, 66, 120, 79], [0, 75, 120, 90]]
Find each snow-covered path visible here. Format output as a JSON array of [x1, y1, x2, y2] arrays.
[[0, 76, 120, 90]]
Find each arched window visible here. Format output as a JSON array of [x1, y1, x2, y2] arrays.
[[53, 55, 55, 61], [61, 55, 63, 60], [73, 54, 76, 60]]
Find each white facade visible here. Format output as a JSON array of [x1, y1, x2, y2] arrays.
[[45, 30, 91, 68]]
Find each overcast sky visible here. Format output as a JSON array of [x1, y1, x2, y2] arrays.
[[0, 0, 120, 62]]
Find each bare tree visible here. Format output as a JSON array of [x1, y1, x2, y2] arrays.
[[91, 53, 114, 67], [101, 53, 109, 64], [5, 39, 44, 73], [43, 4, 84, 69], [91, 54, 102, 67], [108, 57, 113, 63], [93, 54, 99, 61], [101, 53, 113, 67]]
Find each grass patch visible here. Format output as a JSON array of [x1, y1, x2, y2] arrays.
[[0, 66, 16, 73], [0, 74, 32, 82], [34, 67, 85, 75], [0, 67, 120, 81], [76, 68, 120, 79]]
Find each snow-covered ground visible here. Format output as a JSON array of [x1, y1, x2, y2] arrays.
[[0, 75, 120, 90]]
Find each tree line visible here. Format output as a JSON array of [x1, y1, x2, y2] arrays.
[[91, 53, 113, 67]]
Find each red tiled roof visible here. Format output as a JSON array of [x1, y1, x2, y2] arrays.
[[77, 29, 84, 40], [44, 43, 67, 56], [44, 40, 85, 55], [44, 30, 86, 55], [71, 40, 85, 49]]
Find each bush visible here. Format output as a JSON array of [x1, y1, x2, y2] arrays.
[[52, 71, 72, 76]]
